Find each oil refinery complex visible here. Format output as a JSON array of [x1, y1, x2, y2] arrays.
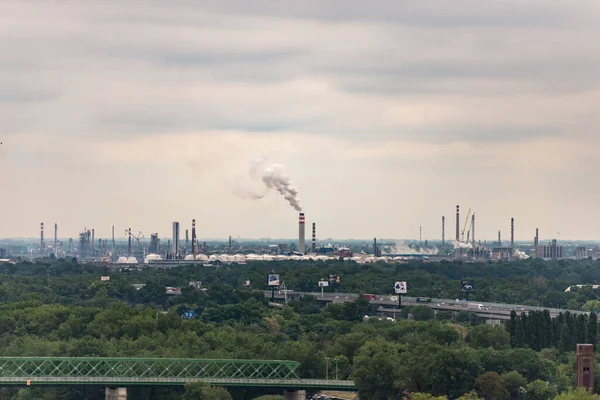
[[1, 206, 599, 265]]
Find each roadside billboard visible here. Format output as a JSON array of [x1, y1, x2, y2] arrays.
[[394, 281, 407, 294], [268, 274, 280, 286]]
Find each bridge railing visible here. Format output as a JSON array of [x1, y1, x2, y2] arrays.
[[0, 358, 300, 380]]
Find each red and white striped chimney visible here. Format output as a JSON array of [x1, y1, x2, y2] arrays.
[[311, 222, 316, 253], [40, 222, 44, 249], [298, 213, 305, 254]]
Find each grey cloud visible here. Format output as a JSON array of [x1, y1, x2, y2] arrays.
[[199, 0, 598, 28], [106, 46, 307, 69], [0, 88, 59, 103], [0, 0, 599, 146], [100, 110, 321, 136], [325, 58, 600, 96], [98, 0, 596, 29]]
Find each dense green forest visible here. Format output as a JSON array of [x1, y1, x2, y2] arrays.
[[1, 258, 600, 399]]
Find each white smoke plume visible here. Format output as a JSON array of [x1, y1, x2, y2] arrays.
[[235, 153, 303, 212], [389, 240, 438, 255], [453, 241, 473, 249], [514, 249, 530, 260]]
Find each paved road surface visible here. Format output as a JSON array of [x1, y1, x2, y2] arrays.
[[266, 291, 588, 320]]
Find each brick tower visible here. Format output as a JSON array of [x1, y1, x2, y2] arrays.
[[577, 344, 594, 390]]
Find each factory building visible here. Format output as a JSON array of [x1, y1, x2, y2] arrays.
[[316, 244, 335, 256], [338, 247, 353, 258], [536, 240, 564, 259], [492, 246, 513, 260], [576, 246, 588, 260], [149, 233, 159, 254], [79, 229, 91, 258]]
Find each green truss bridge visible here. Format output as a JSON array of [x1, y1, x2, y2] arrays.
[[0, 357, 355, 390]]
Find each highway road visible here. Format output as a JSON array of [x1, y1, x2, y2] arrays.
[[265, 291, 588, 321]]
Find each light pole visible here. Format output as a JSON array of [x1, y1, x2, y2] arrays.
[[334, 357, 339, 380]]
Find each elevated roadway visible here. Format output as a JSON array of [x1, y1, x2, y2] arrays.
[[266, 291, 588, 321]]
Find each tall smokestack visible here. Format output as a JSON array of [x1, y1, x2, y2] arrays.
[[510, 217, 515, 255], [40, 222, 44, 249], [191, 219, 196, 259], [91, 229, 95, 252], [311, 223, 316, 253], [172, 222, 180, 258], [373, 238, 378, 257], [185, 229, 189, 254], [498, 230, 501, 246], [128, 228, 132, 257], [442, 216, 445, 253], [471, 214, 475, 246], [228, 235, 232, 253], [419, 226, 422, 246], [54, 223, 57, 255], [455, 205, 460, 242], [112, 225, 115, 262], [298, 213, 305, 254]]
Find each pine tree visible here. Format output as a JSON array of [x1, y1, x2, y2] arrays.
[[543, 309, 552, 349], [577, 314, 586, 345], [553, 314, 563, 348], [587, 312, 598, 349], [559, 322, 571, 353], [509, 310, 517, 347], [521, 313, 529, 348], [515, 317, 525, 348]]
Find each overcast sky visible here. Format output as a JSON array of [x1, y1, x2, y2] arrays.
[[1, 1, 599, 242]]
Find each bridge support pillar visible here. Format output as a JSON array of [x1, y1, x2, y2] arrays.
[[105, 387, 127, 400], [283, 389, 306, 400]]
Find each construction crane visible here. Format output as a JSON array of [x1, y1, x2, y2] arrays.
[[124, 230, 144, 245], [460, 208, 472, 243]]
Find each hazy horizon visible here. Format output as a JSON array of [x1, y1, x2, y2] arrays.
[[1, 1, 599, 240]]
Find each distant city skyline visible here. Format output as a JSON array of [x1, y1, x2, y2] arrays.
[[1, 1, 599, 240]]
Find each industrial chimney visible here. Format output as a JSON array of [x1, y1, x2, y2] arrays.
[[510, 217, 515, 255], [185, 229, 189, 254], [311, 223, 316, 253], [191, 219, 196, 259], [498, 230, 501, 246], [373, 238, 378, 257], [40, 222, 45, 249], [455, 205, 460, 242], [471, 214, 475, 246], [441, 216, 445, 253], [54, 223, 58, 255], [127, 228, 132, 257], [172, 222, 180, 258], [112, 225, 116, 262], [298, 213, 305, 254]]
